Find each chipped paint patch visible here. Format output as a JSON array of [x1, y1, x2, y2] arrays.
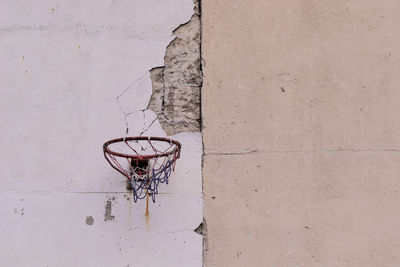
[[86, 216, 94, 226], [104, 200, 115, 221]]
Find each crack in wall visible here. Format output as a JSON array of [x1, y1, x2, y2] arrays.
[[127, 227, 201, 234], [148, 0, 202, 135], [0, 24, 170, 38], [148, 0, 205, 260], [205, 149, 258, 155], [206, 148, 400, 155]]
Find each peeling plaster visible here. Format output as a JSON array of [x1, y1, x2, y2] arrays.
[[149, 0, 202, 135], [194, 222, 203, 234]]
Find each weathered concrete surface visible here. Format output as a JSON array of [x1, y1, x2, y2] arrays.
[[0, 191, 202, 266], [0, 1, 202, 266], [202, 0, 400, 266], [149, 0, 202, 135]]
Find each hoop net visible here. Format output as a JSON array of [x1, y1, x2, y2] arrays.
[[103, 137, 181, 202]]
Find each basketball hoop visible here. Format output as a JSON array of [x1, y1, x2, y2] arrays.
[[103, 136, 181, 203]]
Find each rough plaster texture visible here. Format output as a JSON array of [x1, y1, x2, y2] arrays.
[[0, 1, 202, 266], [149, 0, 202, 135], [203, 0, 400, 266]]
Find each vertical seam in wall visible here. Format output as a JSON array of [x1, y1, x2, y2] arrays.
[[197, 1, 207, 266], [198, 0, 203, 133]]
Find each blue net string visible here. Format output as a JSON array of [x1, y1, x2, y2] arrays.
[[129, 160, 173, 203]]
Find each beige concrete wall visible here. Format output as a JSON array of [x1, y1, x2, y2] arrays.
[[202, 0, 400, 266]]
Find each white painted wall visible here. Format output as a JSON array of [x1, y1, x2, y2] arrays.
[[0, 1, 202, 266]]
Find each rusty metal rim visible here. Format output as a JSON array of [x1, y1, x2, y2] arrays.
[[103, 136, 181, 159]]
